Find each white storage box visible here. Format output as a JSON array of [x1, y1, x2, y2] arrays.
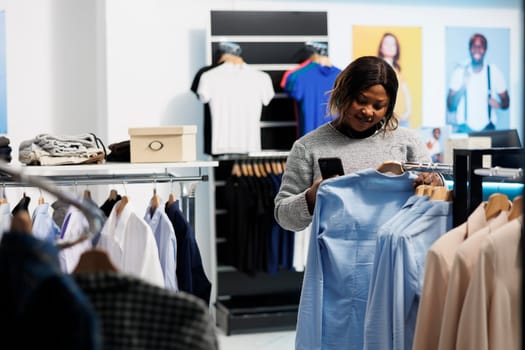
[[128, 126, 197, 163]]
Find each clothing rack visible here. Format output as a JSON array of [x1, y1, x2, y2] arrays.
[[453, 147, 523, 226], [0, 161, 106, 244], [0, 161, 217, 231]]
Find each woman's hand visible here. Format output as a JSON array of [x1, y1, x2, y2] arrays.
[[413, 172, 444, 188], [305, 176, 324, 215]]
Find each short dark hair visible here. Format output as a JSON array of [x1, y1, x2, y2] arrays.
[[328, 56, 399, 130], [469, 33, 487, 50]]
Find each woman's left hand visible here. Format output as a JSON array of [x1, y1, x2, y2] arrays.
[[413, 172, 444, 187]]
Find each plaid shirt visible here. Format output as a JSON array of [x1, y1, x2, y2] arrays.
[[74, 272, 218, 350]]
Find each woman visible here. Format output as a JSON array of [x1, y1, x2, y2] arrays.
[[377, 33, 412, 127], [274, 56, 442, 232]]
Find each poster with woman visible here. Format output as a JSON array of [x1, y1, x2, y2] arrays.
[[352, 26, 422, 129]]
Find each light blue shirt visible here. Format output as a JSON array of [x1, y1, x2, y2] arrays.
[[364, 199, 452, 350], [295, 168, 418, 350], [32, 203, 61, 243], [364, 196, 434, 350], [144, 206, 178, 291]]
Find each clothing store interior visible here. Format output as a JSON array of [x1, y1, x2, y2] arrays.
[[0, 0, 523, 349]]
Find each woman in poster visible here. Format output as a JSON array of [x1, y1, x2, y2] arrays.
[[378, 32, 412, 128]]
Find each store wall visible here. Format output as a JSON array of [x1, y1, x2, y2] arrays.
[[0, 0, 522, 301]]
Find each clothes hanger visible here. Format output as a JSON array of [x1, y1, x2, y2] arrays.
[[0, 183, 7, 204], [38, 188, 45, 205], [376, 160, 404, 175], [415, 184, 431, 196], [73, 248, 118, 274], [83, 188, 92, 201], [257, 160, 267, 177], [109, 188, 118, 201], [166, 179, 176, 208], [115, 181, 128, 216], [484, 193, 511, 220], [430, 186, 453, 201], [150, 185, 161, 215], [252, 159, 261, 178], [508, 195, 522, 221], [264, 159, 273, 175], [231, 161, 242, 177]]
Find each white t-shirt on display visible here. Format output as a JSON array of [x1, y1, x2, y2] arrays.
[[198, 62, 275, 154]]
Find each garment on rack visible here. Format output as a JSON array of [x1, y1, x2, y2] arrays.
[[97, 200, 165, 288], [58, 205, 92, 272], [191, 62, 224, 155], [455, 217, 522, 350], [295, 168, 418, 350], [32, 202, 61, 243], [437, 210, 509, 350], [413, 201, 501, 350], [0, 202, 11, 238], [11, 195, 30, 215], [100, 192, 122, 217], [0, 232, 102, 349], [73, 271, 217, 350], [197, 62, 274, 154], [52, 199, 70, 227], [284, 61, 341, 136], [364, 195, 452, 350], [165, 200, 211, 305], [144, 206, 178, 291]]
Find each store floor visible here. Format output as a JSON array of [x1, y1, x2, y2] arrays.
[[217, 329, 295, 349]]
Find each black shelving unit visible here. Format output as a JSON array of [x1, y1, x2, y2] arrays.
[[208, 10, 328, 335]]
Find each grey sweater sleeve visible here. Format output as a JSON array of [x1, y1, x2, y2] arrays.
[[274, 142, 315, 232]]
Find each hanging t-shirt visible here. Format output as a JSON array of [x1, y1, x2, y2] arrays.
[[197, 62, 274, 155], [285, 62, 341, 136]]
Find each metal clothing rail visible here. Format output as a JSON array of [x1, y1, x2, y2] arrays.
[[474, 166, 523, 179], [402, 161, 454, 175], [453, 147, 524, 226], [0, 162, 106, 246], [0, 163, 215, 232]]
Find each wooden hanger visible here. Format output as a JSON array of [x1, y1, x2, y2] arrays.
[[73, 248, 118, 274], [231, 162, 242, 177], [311, 53, 332, 67], [258, 161, 267, 177], [508, 195, 523, 221], [0, 184, 6, 204], [167, 192, 176, 207], [252, 160, 261, 178], [485, 193, 511, 220], [150, 188, 161, 214], [109, 189, 118, 201], [115, 195, 128, 216], [264, 160, 273, 175], [430, 186, 453, 201], [415, 185, 431, 196], [376, 161, 404, 175], [83, 189, 92, 200], [219, 53, 244, 65]]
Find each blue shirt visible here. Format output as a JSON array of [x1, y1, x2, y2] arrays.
[[364, 199, 452, 350], [286, 62, 341, 136], [32, 203, 61, 243], [144, 206, 178, 291], [295, 168, 418, 350]]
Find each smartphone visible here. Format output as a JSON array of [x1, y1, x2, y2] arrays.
[[318, 157, 345, 179]]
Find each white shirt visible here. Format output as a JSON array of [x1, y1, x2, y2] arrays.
[[449, 61, 507, 131], [58, 205, 92, 273], [197, 62, 274, 154], [97, 200, 165, 288]]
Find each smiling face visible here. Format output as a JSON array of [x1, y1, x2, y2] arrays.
[[469, 35, 487, 65], [341, 84, 390, 132]]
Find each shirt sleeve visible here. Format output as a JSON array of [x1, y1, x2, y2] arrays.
[[274, 141, 314, 232], [261, 72, 275, 106], [449, 65, 466, 91]]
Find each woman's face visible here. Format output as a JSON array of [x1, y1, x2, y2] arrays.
[[380, 35, 398, 58], [342, 84, 390, 132]]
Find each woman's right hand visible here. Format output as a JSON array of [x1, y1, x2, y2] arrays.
[[305, 176, 324, 215]]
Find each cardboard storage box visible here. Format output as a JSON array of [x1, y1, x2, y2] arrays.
[[128, 126, 197, 163]]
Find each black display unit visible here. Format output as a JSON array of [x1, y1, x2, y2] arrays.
[[207, 10, 328, 335]]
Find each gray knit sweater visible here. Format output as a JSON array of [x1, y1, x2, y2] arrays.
[[274, 122, 431, 231]]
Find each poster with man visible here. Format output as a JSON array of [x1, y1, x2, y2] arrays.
[[445, 27, 510, 133]]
